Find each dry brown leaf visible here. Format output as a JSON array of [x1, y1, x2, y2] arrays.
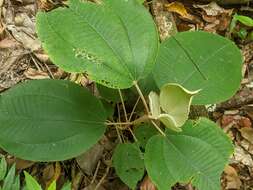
[[140, 175, 157, 190], [165, 2, 192, 19], [239, 127, 253, 144], [232, 145, 253, 167], [194, 2, 232, 16], [224, 165, 242, 189], [24, 68, 50, 79], [76, 143, 104, 175], [0, 38, 20, 49], [43, 162, 61, 188]]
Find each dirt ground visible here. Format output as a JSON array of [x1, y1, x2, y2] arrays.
[[0, 0, 253, 189]]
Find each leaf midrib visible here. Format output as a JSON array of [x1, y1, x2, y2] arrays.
[[164, 134, 222, 189]]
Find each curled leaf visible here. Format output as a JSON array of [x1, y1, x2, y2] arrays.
[[148, 83, 200, 132], [148, 91, 160, 118], [159, 83, 200, 130]]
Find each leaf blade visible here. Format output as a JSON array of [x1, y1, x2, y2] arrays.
[[145, 118, 233, 190], [153, 31, 242, 105], [0, 79, 106, 161]]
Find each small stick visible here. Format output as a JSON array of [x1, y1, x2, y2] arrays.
[[151, 120, 166, 136]]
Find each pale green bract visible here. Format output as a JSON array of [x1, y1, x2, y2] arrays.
[[36, 0, 159, 89], [153, 31, 243, 105], [148, 83, 199, 132], [0, 80, 106, 161], [144, 118, 233, 190]]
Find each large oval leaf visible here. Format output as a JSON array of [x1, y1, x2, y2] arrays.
[[0, 80, 106, 161], [144, 118, 233, 190], [36, 0, 159, 89], [153, 31, 242, 105]]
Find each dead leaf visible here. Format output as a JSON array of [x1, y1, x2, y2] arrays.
[[224, 165, 242, 189], [165, 2, 188, 17], [240, 127, 253, 144], [0, 38, 20, 49], [140, 175, 157, 190], [76, 143, 104, 175], [194, 2, 231, 16], [24, 68, 50, 79], [232, 145, 253, 167], [43, 162, 61, 188]]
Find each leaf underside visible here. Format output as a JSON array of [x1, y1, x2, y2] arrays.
[[153, 31, 242, 105], [0, 79, 106, 161], [144, 118, 233, 190], [36, 0, 159, 89]]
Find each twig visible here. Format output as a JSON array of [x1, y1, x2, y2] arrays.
[[91, 160, 101, 184], [151, 120, 166, 136], [129, 96, 140, 121], [94, 166, 110, 190], [106, 115, 150, 126], [118, 89, 128, 122]]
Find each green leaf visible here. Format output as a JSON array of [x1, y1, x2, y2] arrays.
[[145, 118, 233, 190], [47, 180, 56, 190], [134, 124, 157, 149], [61, 182, 71, 190], [234, 14, 253, 27], [101, 100, 115, 119], [158, 83, 199, 131], [0, 157, 7, 181], [0, 79, 106, 161], [97, 84, 121, 102], [2, 164, 16, 190], [12, 175, 20, 190], [112, 143, 145, 189], [24, 171, 42, 190], [36, 0, 158, 89], [153, 31, 243, 105]]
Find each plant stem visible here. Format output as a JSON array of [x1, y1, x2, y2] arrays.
[[151, 120, 166, 136], [118, 89, 128, 122], [106, 115, 150, 126], [129, 96, 140, 121], [133, 81, 150, 114]]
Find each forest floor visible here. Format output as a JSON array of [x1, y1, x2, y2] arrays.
[[0, 0, 253, 189]]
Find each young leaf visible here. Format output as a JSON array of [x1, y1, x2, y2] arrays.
[[24, 171, 42, 190], [148, 91, 160, 118], [13, 175, 20, 190], [145, 118, 233, 190], [112, 143, 145, 189], [2, 164, 16, 190], [36, 0, 158, 89], [134, 124, 158, 149], [61, 182, 71, 190], [159, 83, 199, 130], [0, 79, 106, 161], [153, 31, 243, 105], [0, 157, 7, 181], [158, 114, 182, 132], [234, 14, 253, 27], [47, 180, 56, 190]]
